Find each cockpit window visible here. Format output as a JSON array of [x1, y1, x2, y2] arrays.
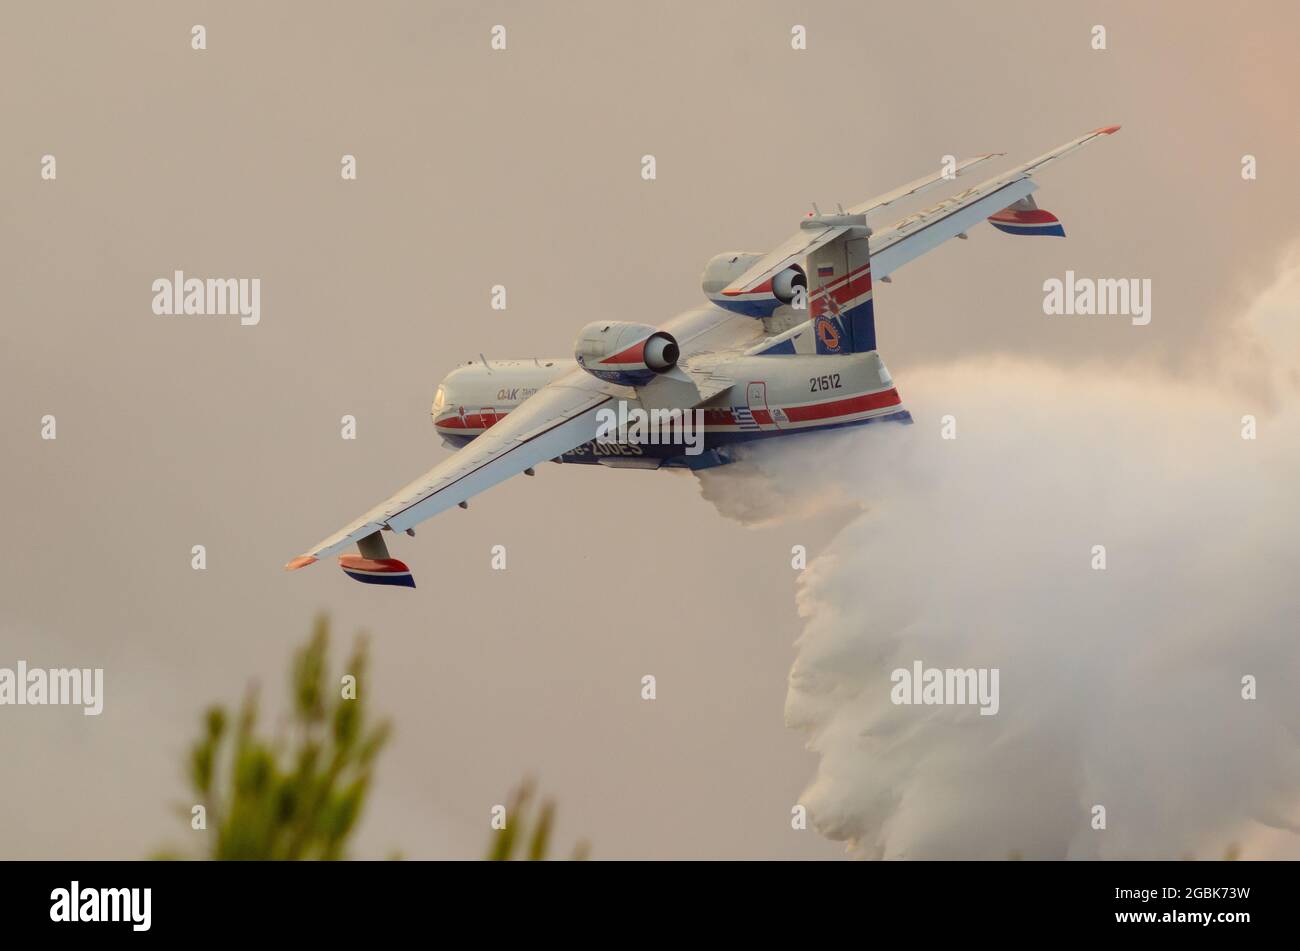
[[432, 386, 447, 413]]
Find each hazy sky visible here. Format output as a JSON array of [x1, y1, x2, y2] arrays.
[[1, 2, 1297, 859]]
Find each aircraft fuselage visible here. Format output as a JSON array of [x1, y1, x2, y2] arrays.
[[432, 349, 910, 470]]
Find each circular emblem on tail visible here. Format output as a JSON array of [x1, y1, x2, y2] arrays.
[[815, 317, 842, 352]]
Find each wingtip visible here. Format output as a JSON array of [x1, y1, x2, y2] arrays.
[[1096, 124, 1122, 135], [284, 555, 318, 571]]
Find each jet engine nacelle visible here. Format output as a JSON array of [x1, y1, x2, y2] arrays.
[[769, 265, 808, 305], [574, 321, 679, 386], [701, 251, 763, 295], [701, 251, 805, 317]]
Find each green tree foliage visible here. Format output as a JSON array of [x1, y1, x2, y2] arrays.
[[485, 777, 590, 861], [168, 616, 391, 860], [160, 615, 592, 861]]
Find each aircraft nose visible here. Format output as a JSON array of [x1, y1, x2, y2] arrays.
[[431, 383, 449, 422]]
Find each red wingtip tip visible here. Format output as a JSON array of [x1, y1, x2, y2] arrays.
[[284, 555, 318, 571], [1096, 124, 1121, 135]]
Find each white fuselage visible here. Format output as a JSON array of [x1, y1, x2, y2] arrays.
[[431, 350, 907, 469]]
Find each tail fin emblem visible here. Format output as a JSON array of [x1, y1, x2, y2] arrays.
[[816, 318, 842, 351]]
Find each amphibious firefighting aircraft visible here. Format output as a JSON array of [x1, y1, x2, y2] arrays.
[[287, 126, 1119, 586]]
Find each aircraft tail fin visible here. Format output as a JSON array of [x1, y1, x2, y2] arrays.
[[745, 222, 878, 359], [806, 227, 876, 355]]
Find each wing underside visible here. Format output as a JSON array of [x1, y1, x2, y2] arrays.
[[723, 127, 1119, 293], [848, 153, 1002, 216], [286, 371, 618, 571], [868, 126, 1121, 278], [718, 151, 1022, 296]]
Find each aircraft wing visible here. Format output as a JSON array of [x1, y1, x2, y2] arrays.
[[869, 126, 1120, 279], [718, 139, 1081, 295], [285, 369, 619, 572], [847, 154, 1001, 216]]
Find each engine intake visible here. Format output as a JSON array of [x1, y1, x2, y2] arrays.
[[575, 321, 679, 386], [770, 265, 807, 305]]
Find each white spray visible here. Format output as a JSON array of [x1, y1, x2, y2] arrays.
[[697, 258, 1300, 859]]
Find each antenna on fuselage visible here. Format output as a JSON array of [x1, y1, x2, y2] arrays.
[[480, 353, 492, 372]]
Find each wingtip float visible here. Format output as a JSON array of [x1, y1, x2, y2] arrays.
[[337, 555, 416, 588], [285, 533, 416, 588]]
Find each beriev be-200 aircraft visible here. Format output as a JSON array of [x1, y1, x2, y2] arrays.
[[287, 126, 1119, 586]]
